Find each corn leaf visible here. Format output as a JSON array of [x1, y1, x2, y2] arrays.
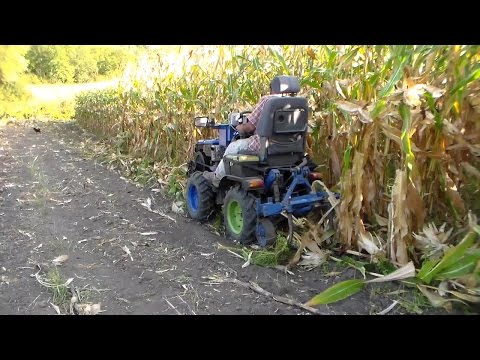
[[340, 256, 367, 279], [436, 250, 480, 280], [371, 100, 386, 119], [367, 261, 416, 283], [416, 285, 463, 309], [449, 65, 480, 96], [418, 231, 478, 284], [305, 279, 365, 306], [447, 290, 480, 303], [379, 56, 407, 98], [417, 258, 440, 280]]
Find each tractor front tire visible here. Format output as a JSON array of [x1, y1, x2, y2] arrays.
[[223, 186, 257, 245], [186, 171, 214, 221]]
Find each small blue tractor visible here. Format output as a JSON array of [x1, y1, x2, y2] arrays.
[[185, 76, 336, 247]]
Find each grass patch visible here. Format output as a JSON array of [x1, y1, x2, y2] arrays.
[[365, 256, 397, 275], [46, 268, 70, 307], [395, 286, 433, 314], [249, 234, 293, 266], [219, 233, 295, 267], [209, 212, 225, 235]]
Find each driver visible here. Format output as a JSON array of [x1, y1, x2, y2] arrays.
[[204, 82, 282, 187]]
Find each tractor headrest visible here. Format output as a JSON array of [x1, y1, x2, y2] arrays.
[[270, 76, 300, 95]]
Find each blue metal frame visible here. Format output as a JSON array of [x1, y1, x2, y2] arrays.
[[197, 123, 236, 148], [197, 139, 220, 146], [257, 166, 335, 218], [264, 169, 280, 191], [211, 124, 235, 147]]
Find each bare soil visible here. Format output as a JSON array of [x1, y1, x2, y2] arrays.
[[0, 121, 450, 315]]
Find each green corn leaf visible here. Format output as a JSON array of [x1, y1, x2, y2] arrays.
[[436, 250, 480, 280], [305, 279, 365, 306], [417, 258, 440, 280], [434, 232, 478, 272], [269, 48, 288, 74], [379, 57, 407, 98], [342, 144, 353, 176], [338, 47, 359, 70], [424, 91, 436, 112], [449, 65, 480, 96], [327, 50, 337, 69], [418, 231, 478, 284], [301, 78, 321, 89], [371, 99, 386, 119], [340, 256, 367, 279], [399, 102, 416, 173], [399, 102, 411, 128]]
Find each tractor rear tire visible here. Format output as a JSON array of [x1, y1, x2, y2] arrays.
[[223, 186, 257, 245], [186, 171, 214, 221]]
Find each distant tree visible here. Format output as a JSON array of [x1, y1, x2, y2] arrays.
[[26, 46, 74, 83], [69, 47, 98, 83], [0, 46, 29, 102], [25, 46, 55, 80], [96, 47, 131, 76], [25, 45, 132, 84], [51, 47, 75, 83], [0, 45, 28, 85]]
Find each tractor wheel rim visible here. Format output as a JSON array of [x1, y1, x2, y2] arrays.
[[227, 200, 243, 234], [188, 184, 199, 212]]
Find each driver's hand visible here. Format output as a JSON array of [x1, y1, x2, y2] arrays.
[[237, 122, 255, 135], [236, 123, 248, 134], [236, 124, 248, 137]]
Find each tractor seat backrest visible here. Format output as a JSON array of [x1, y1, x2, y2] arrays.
[[269, 75, 301, 95], [255, 76, 308, 165]]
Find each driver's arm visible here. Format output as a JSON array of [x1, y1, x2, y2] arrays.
[[238, 95, 271, 135], [237, 122, 255, 134]]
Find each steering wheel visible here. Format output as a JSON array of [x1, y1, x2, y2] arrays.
[[229, 110, 252, 140], [237, 111, 254, 139], [232, 130, 241, 141], [239, 111, 252, 123]]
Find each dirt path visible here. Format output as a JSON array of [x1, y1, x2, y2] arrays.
[[0, 121, 406, 315]]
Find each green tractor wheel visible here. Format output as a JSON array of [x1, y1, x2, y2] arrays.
[[223, 186, 257, 244]]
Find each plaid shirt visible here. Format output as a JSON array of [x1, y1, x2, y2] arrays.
[[246, 95, 278, 152]]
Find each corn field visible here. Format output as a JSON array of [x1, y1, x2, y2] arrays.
[[75, 45, 480, 274]]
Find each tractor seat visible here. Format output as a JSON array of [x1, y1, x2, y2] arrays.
[[237, 149, 259, 156], [255, 76, 309, 165], [224, 154, 260, 163]]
